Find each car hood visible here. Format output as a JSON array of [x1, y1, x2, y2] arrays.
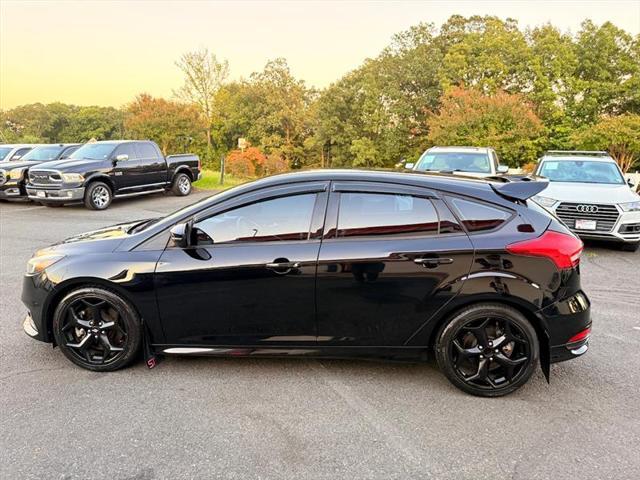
[[35, 220, 152, 256], [542, 182, 640, 204], [0, 159, 43, 170], [33, 158, 105, 172]]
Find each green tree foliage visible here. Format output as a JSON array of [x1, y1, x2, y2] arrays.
[[427, 87, 544, 166], [124, 94, 204, 155], [572, 114, 640, 172]]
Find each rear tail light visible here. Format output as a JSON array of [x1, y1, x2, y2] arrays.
[[567, 327, 591, 344], [506, 230, 583, 270]]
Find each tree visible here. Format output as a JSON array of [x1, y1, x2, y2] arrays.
[[572, 114, 640, 172], [427, 87, 544, 166], [124, 94, 204, 155], [58, 106, 124, 142], [225, 147, 266, 177], [174, 48, 229, 156]]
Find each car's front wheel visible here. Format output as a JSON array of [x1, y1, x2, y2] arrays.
[[436, 303, 539, 397], [52, 287, 141, 371], [84, 181, 113, 210]]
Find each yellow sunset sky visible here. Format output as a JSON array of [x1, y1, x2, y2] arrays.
[[1, 0, 639, 109]]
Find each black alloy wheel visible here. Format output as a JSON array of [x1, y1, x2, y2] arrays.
[[53, 287, 141, 371], [436, 303, 538, 397]]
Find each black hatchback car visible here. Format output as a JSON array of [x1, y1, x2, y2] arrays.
[[21, 170, 590, 396]]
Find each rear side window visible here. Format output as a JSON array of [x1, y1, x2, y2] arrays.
[[448, 197, 511, 232], [136, 142, 160, 159], [337, 193, 438, 237]]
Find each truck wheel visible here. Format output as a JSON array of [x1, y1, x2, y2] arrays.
[[172, 172, 192, 196], [84, 182, 112, 210]]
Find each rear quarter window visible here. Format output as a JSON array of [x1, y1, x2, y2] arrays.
[[448, 197, 511, 232]]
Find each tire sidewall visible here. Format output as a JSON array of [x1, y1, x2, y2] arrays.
[[52, 286, 142, 371], [172, 172, 192, 196], [85, 181, 112, 210], [435, 303, 539, 397]]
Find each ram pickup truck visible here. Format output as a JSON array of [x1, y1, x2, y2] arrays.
[[0, 144, 80, 201], [26, 140, 200, 210]]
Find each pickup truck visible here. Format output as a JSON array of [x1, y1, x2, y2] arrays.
[[0, 144, 80, 201], [26, 140, 200, 210], [406, 146, 509, 178]]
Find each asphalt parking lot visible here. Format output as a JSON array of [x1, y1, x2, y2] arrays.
[[1, 191, 639, 480]]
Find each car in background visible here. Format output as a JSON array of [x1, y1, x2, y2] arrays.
[[406, 146, 509, 178], [26, 140, 200, 210], [0, 144, 81, 201], [533, 151, 640, 252], [0, 144, 38, 162], [20, 169, 590, 397]]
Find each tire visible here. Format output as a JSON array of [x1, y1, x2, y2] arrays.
[[52, 286, 142, 372], [171, 172, 192, 196], [435, 303, 539, 397], [618, 242, 639, 252], [84, 181, 112, 210]]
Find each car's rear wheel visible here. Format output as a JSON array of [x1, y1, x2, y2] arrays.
[[436, 303, 538, 397], [84, 182, 112, 210], [172, 172, 192, 196], [52, 287, 141, 371]]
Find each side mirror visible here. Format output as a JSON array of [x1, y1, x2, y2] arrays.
[[169, 221, 192, 248], [115, 154, 129, 162], [627, 179, 635, 188], [497, 165, 509, 174], [12, 155, 22, 161], [404, 162, 415, 170]]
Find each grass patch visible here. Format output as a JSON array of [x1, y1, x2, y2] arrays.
[[194, 170, 253, 190]]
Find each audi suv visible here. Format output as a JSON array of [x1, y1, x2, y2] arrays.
[[533, 151, 640, 251], [21, 170, 591, 397]]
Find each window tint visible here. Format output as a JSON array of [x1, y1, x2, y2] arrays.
[[195, 194, 317, 244], [449, 197, 510, 232], [115, 143, 138, 160], [337, 193, 438, 237], [11, 148, 32, 160], [137, 142, 159, 159]]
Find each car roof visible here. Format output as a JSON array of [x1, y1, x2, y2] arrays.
[[0, 144, 40, 148], [30, 143, 81, 148], [540, 155, 617, 163], [426, 146, 491, 153]]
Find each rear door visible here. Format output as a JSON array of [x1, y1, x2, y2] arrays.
[[135, 142, 167, 186], [315, 182, 473, 347]]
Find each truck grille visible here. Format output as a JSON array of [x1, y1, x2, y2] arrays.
[[29, 171, 62, 186], [556, 203, 620, 232], [0, 169, 5, 185]]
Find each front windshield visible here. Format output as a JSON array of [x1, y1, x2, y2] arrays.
[[68, 143, 117, 160], [20, 145, 65, 161], [539, 160, 624, 184], [415, 152, 491, 173], [0, 147, 13, 161]]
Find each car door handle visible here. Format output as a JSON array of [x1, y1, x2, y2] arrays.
[[265, 261, 300, 269], [414, 257, 454, 268]]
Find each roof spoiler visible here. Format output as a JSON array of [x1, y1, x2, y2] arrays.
[[488, 175, 549, 202]]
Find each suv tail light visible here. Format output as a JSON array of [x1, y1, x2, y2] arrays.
[[506, 230, 583, 270], [567, 326, 591, 344]]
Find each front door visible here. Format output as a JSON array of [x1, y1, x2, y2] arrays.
[[316, 182, 474, 347], [154, 183, 329, 346]]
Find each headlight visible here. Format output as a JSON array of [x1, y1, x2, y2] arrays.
[[532, 195, 558, 208], [61, 173, 84, 183], [26, 254, 65, 275], [620, 201, 640, 212], [8, 168, 25, 180]]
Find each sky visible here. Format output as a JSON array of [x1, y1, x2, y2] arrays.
[[1, 0, 639, 109]]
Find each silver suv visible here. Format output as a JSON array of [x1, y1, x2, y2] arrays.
[[408, 146, 509, 178], [533, 151, 640, 252]]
